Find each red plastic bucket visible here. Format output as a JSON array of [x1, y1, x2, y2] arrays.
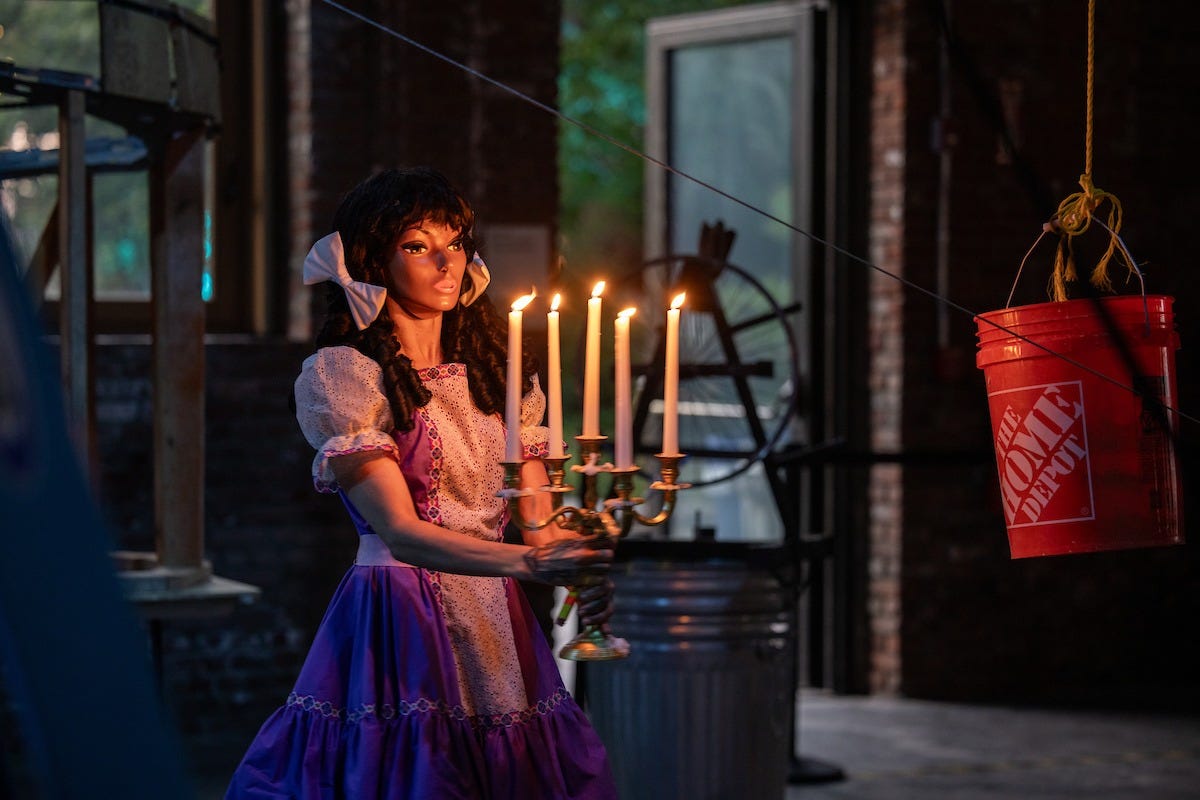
[[975, 295, 1184, 558]]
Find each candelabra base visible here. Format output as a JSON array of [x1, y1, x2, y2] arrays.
[[558, 626, 630, 661]]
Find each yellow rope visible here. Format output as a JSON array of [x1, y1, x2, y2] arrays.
[[1047, 0, 1135, 302], [1085, 0, 1094, 177], [1049, 174, 1126, 301]]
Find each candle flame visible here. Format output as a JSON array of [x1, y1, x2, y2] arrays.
[[618, 307, 637, 320], [511, 289, 536, 312], [550, 293, 561, 312], [671, 292, 686, 310], [591, 281, 606, 298]]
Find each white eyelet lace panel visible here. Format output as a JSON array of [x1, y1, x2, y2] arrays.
[[284, 686, 571, 731], [296, 346, 398, 491], [436, 573, 527, 716]]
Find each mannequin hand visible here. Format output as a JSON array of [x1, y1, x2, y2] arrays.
[[523, 537, 612, 586]]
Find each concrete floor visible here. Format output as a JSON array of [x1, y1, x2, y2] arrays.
[[786, 691, 1200, 799], [190, 690, 1200, 799]]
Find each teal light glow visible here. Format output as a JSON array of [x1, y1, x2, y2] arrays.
[[204, 211, 212, 260], [201, 210, 213, 301]]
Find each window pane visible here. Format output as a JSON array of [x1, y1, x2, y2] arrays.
[[664, 35, 795, 542], [2, 110, 151, 301], [94, 171, 150, 299], [0, 170, 56, 275], [668, 36, 793, 300]]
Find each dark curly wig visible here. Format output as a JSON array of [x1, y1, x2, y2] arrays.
[[314, 167, 537, 432]]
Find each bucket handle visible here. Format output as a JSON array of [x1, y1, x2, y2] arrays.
[[1006, 216, 1150, 335]]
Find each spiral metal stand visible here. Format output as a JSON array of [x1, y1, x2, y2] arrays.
[[500, 435, 689, 661]]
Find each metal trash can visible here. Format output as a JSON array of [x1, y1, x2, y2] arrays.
[[586, 549, 791, 800]]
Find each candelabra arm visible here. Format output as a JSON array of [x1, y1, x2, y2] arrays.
[[509, 503, 587, 534], [606, 455, 690, 529], [501, 456, 588, 534], [631, 489, 681, 527]]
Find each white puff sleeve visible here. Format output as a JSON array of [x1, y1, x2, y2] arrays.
[[294, 346, 398, 492], [518, 374, 553, 459]]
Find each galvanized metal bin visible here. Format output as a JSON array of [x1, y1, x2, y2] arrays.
[[586, 553, 792, 800]]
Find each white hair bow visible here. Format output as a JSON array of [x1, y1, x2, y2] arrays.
[[461, 253, 492, 307], [302, 232, 387, 330]]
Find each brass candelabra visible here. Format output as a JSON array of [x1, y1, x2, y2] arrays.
[[500, 435, 688, 661]]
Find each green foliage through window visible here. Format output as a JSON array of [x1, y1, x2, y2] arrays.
[[557, 0, 746, 283]]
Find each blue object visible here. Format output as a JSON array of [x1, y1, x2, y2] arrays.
[[0, 216, 193, 797]]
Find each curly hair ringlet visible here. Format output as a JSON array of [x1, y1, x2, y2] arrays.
[[313, 167, 538, 432]]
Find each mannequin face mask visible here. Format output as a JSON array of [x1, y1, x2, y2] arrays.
[[386, 221, 469, 317]]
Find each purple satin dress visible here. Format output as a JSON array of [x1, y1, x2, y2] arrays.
[[226, 349, 615, 799]]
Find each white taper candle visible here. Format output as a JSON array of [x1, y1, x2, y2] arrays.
[[662, 292, 685, 456], [506, 291, 536, 461], [547, 294, 564, 458], [614, 308, 636, 467], [582, 281, 605, 437]]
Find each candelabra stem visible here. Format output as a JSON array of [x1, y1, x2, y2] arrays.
[[558, 623, 630, 661], [500, 444, 688, 661]]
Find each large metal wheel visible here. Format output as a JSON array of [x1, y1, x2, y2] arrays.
[[609, 253, 802, 490]]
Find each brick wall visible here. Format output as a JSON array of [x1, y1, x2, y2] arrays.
[[95, 340, 352, 779], [285, 0, 314, 341], [869, 0, 1200, 703], [302, 0, 559, 253], [866, 0, 906, 695]]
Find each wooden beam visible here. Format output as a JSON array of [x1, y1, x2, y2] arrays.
[[150, 127, 207, 571], [57, 89, 95, 463], [27, 201, 58, 306], [99, 2, 172, 105], [250, 0, 269, 333], [171, 5, 221, 120]]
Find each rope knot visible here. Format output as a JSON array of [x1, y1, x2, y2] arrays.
[[1046, 173, 1132, 301], [1054, 173, 1104, 236]]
